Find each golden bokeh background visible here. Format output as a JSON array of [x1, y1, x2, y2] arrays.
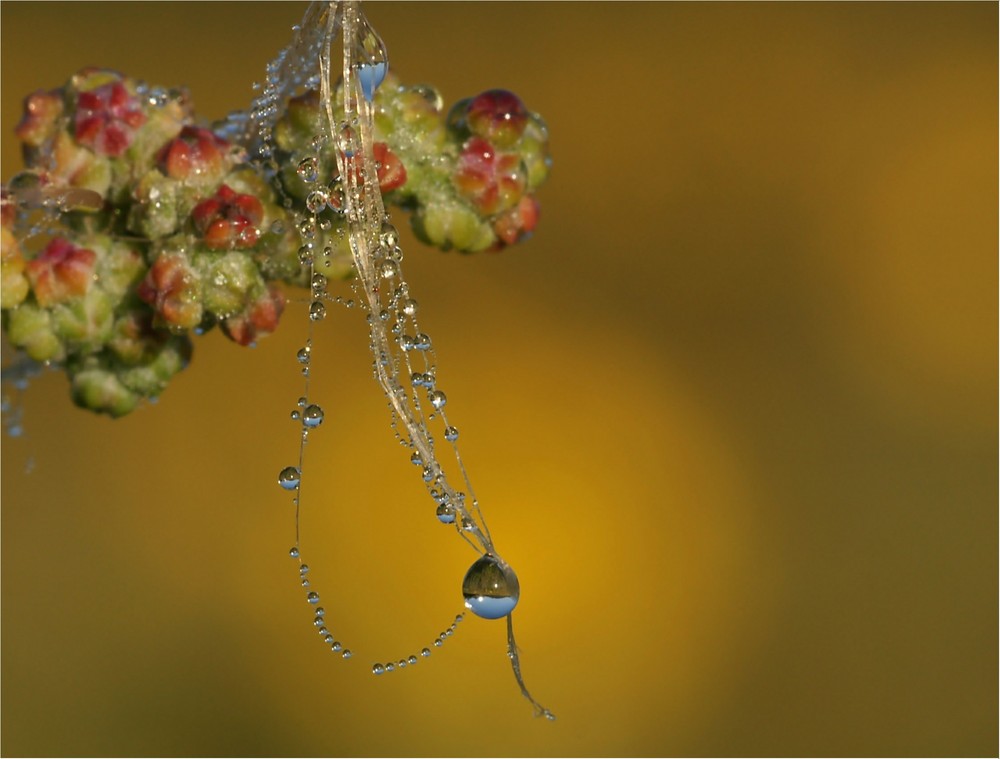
[[1, 2, 996, 756]]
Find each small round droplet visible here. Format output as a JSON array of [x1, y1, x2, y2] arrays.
[[306, 189, 329, 214], [414, 333, 431, 350], [398, 659, 407, 669], [313, 616, 325, 627], [299, 218, 317, 239], [298, 244, 314, 264], [373, 663, 385, 675], [436, 504, 456, 523], [410, 451, 422, 466], [307, 591, 320, 604], [401, 298, 418, 317], [410, 372, 424, 387], [289, 547, 300, 558], [385, 662, 395, 672], [433, 638, 443, 648], [421, 648, 431, 657], [444, 426, 459, 442], [380, 260, 398, 279], [309, 301, 327, 321], [317, 626, 329, 636], [380, 222, 399, 248], [462, 555, 520, 619], [300, 564, 310, 574], [342, 649, 352, 659], [331, 641, 342, 652], [296, 347, 311, 364], [315, 607, 325, 617], [428, 390, 447, 409], [297, 156, 319, 182], [278, 466, 301, 490], [303, 404, 324, 428], [408, 655, 418, 665]]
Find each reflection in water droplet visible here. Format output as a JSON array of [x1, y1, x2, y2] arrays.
[[297, 156, 319, 182], [436, 504, 456, 523], [444, 426, 459, 441], [278, 466, 301, 490], [307, 591, 320, 604], [421, 648, 431, 657], [373, 663, 385, 675], [302, 404, 325, 428], [462, 555, 520, 619], [309, 301, 327, 321]]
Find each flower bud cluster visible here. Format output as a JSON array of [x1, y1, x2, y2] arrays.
[[2, 66, 550, 417]]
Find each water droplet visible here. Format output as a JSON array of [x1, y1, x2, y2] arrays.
[[373, 663, 385, 675], [306, 189, 328, 214], [289, 547, 300, 558], [297, 347, 311, 364], [400, 334, 415, 351], [303, 404, 324, 428], [385, 662, 395, 672], [332, 641, 342, 652], [410, 372, 425, 387], [414, 333, 431, 350], [398, 659, 407, 669], [421, 465, 435, 482], [462, 555, 520, 619], [297, 156, 319, 182], [298, 397, 308, 407], [298, 244, 314, 264], [300, 564, 310, 574], [407, 655, 418, 665], [270, 219, 285, 235], [380, 260, 398, 279], [410, 451, 422, 466], [311, 272, 327, 289], [433, 639, 443, 648], [352, 14, 388, 102], [436, 504, 456, 523], [401, 298, 418, 316], [307, 591, 320, 604], [317, 626, 329, 636], [342, 649, 352, 659], [444, 426, 459, 441], [309, 301, 327, 321], [315, 607, 325, 617], [298, 218, 317, 239], [313, 616, 325, 627], [428, 390, 447, 409], [380, 222, 399, 248], [421, 648, 431, 657], [278, 466, 301, 490], [301, 579, 311, 587]]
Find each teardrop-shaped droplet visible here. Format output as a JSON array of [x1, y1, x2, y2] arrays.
[[352, 13, 388, 102], [278, 466, 301, 490], [303, 404, 324, 428], [296, 347, 311, 365], [462, 555, 520, 619], [444, 426, 459, 441]]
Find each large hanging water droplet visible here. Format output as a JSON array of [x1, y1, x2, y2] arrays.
[[462, 555, 520, 619], [278, 466, 301, 490], [401, 298, 418, 317], [352, 12, 388, 102], [302, 404, 324, 428], [428, 390, 447, 409], [306, 189, 329, 214]]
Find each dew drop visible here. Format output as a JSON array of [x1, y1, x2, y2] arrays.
[[297, 156, 319, 182], [309, 301, 327, 321], [428, 390, 447, 409], [410, 451, 422, 466], [436, 504, 456, 523], [307, 591, 320, 604], [398, 659, 407, 669], [385, 662, 395, 672], [401, 298, 418, 316], [306, 189, 329, 214], [415, 333, 431, 351], [298, 218, 317, 239], [278, 466, 301, 490], [332, 641, 342, 652], [297, 347, 311, 364], [380, 260, 398, 279], [303, 404, 325, 428], [315, 607, 325, 617], [289, 547, 300, 558], [421, 648, 431, 657], [444, 426, 459, 441], [373, 663, 385, 675], [342, 649, 352, 659], [462, 555, 520, 619], [408, 655, 418, 665]]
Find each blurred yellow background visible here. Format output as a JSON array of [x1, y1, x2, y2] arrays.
[[2, 2, 996, 756]]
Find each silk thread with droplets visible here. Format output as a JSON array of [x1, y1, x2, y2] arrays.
[[262, 1, 554, 719]]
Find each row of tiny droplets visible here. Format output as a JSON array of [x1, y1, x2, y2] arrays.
[[336, 2, 498, 560], [273, 0, 473, 673]]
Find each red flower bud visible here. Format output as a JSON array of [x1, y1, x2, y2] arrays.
[[26, 237, 97, 306]]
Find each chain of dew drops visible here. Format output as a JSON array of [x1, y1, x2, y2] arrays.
[[266, 1, 554, 719]]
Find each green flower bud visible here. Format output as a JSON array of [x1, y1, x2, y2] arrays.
[[50, 288, 115, 353], [67, 355, 140, 418], [6, 304, 66, 363]]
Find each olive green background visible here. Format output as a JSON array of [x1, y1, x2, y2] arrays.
[[2, 2, 996, 756]]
